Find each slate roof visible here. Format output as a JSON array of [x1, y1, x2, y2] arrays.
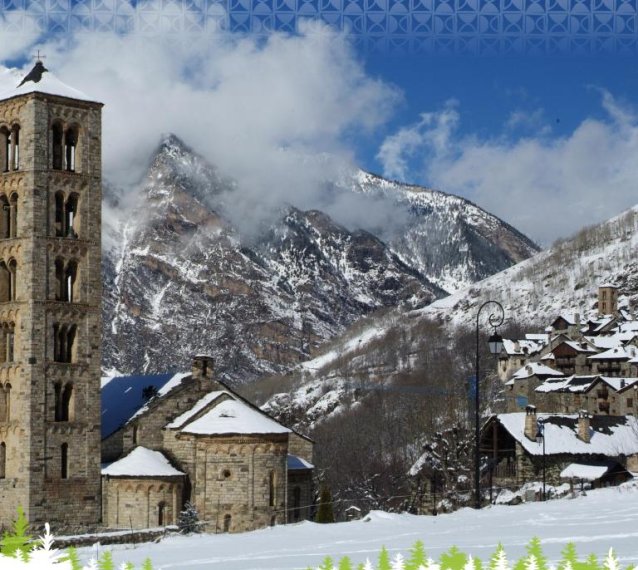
[[101, 447, 184, 478], [101, 373, 184, 439]]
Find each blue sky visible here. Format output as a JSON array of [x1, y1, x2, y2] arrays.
[[1, 4, 638, 244]]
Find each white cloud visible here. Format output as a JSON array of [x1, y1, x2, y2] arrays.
[[0, 13, 401, 234], [377, 93, 638, 245]]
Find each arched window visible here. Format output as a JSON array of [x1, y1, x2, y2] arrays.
[[158, 502, 166, 526], [52, 123, 64, 170], [0, 262, 10, 302], [66, 194, 79, 238], [8, 259, 16, 301], [62, 383, 73, 421], [65, 261, 78, 303], [53, 324, 75, 363], [132, 425, 139, 445], [269, 471, 276, 507], [223, 514, 231, 533], [3, 384, 10, 422], [0, 385, 6, 422], [60, 443, 68, 479], [55, 258, 64, 300], [65, 128, 78, 172], [0, 442, 5, 478], [0, 196, 9, 239], [0, 323, 15, 363], [54, 192, 64, 236], [54, 382, 62, 421], [10, 126, 19, 171], [0, 127, 10, 172], [9, 193, 17, 238]]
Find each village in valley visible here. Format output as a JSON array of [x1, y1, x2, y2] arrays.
[[1, 39, 638, 570]]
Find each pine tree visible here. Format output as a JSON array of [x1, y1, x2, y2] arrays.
[[141, 558, 155, 570], [489, 544, 509, 570], [526, 538, 548, 570], [315, 487, 335, 524], [406, 540, 427, 570], [392, 553, 405, 570], [378, 547, 392, 570], [441, 546, 467, 570], [559, 544, 579, 570], [1, 507, 33, 561], [318, 556, 335, 570], [177, 502, 201, 534], [338, 556, 354, 570], [585, 554, 601, 570], [98, 550, 115, 570]]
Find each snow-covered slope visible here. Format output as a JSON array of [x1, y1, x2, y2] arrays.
[[102, 134, 539, 381], [262, 203, 638, 428], [82, 483, 638, 570]]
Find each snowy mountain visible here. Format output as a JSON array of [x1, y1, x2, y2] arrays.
[[102, 134, 539, 381], [262, 203, 638, 430]]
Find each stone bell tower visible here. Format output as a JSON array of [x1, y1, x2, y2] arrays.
[[0, 60, 102, 528]]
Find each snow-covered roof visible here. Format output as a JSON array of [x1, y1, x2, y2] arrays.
[[101, 447, 184, 478], [512, 362, 564, 380], [101, 372, 189, 438], [0, 65, 97, 103], [600, 377, 638, 392], [494, 413, 638, 457], [588, 346, 637, 361], [562, 340, 598, 354], [560, 462, 610, 481], [179, 399, 291, 436], [535, 375, 599, 394], [165, 391, 228, 429], [552, 313, 580, 326], [541, 352, 555, 361], [287, 454, 314, 470], [501, 339, 544, 356]]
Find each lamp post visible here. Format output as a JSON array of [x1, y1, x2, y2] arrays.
[[474, 300, 504, 509], [535, 418, 546, 501]]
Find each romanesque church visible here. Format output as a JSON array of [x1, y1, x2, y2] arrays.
[[0, 61, 313, 533]]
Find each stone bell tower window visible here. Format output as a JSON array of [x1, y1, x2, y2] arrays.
[[54, 382, 74, 422], [0, 127, 9, 172], [65, 128, 77, 172], [60, 443, 69, 479], [10, 126, 19, 171], [53, 323, 76, 363], [0, 322, 15, 363], [0, 442, 5, 478], [52, 123, 64, 170]]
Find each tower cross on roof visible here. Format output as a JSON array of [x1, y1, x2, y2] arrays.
[[33, 50, 46, 63]]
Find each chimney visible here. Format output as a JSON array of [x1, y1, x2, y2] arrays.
[[192, 355, 215, 382], [577, 410, 591, 443], [524, 405, 537, 440]]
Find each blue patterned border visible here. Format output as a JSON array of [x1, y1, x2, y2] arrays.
[[0, 0, 637, 53]]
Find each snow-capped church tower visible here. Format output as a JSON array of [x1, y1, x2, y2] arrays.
[[0, 59, 102, 528]]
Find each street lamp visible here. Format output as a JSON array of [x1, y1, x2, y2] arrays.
[[535, 418, 546, 501], [474, 300, 504, 509]]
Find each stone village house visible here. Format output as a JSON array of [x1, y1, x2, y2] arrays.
[[0, 63, 314, 532]]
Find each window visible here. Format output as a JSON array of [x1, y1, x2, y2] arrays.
[[8, 194, 17, 238], [55, 258, 78, 302], [53, 383, 74, 422], [221, 469, 231, 480], [52, 123, 64, 170], [7, 260, 16, 301], [60, 443, 68, 479], [132, 425, 139, 445], [0, 323, 15, 363], [0, 128, 10, 172], [0, 442, 5, 478], [10, 126, 19, 171], [628, 398, 634, 408], [53, 324, 76, 363], [0, 384, 9, 422], [0, 262, 10, 302], [269, 471, 275, 507], [158, 502, 166, 526], [65, 194, 78, 237], [0, 196, 9, 239], [65, 128, 77, 172]]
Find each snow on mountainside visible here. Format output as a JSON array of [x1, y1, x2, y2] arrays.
[[262, 203, 638, 429], [102, 134, 538, 381]]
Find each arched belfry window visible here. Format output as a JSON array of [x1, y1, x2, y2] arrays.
[[66, 194, 78, 237], [53, 324, 76, 363], [10, 126, 19, 171], [0, 196, 9, 239], [65, 260, 77, 302], [55, 382, 73, 422], [65, 127, 78, 172], [0, 128, 10, 173], [0, 322, 15, 363], [7, 259, 16, 301], [52, 123, 64, 170], [8, 194, 17, 238], [0, 262, 10, 303]]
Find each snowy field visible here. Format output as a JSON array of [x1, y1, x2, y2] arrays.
[[80, 484, 638, 570]]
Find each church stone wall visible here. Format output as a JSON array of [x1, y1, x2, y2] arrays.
[[164, 432, 288, 533], [102, 476, 183, 529]]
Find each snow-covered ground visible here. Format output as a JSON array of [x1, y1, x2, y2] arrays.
[[79, 484, 638, 570]]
